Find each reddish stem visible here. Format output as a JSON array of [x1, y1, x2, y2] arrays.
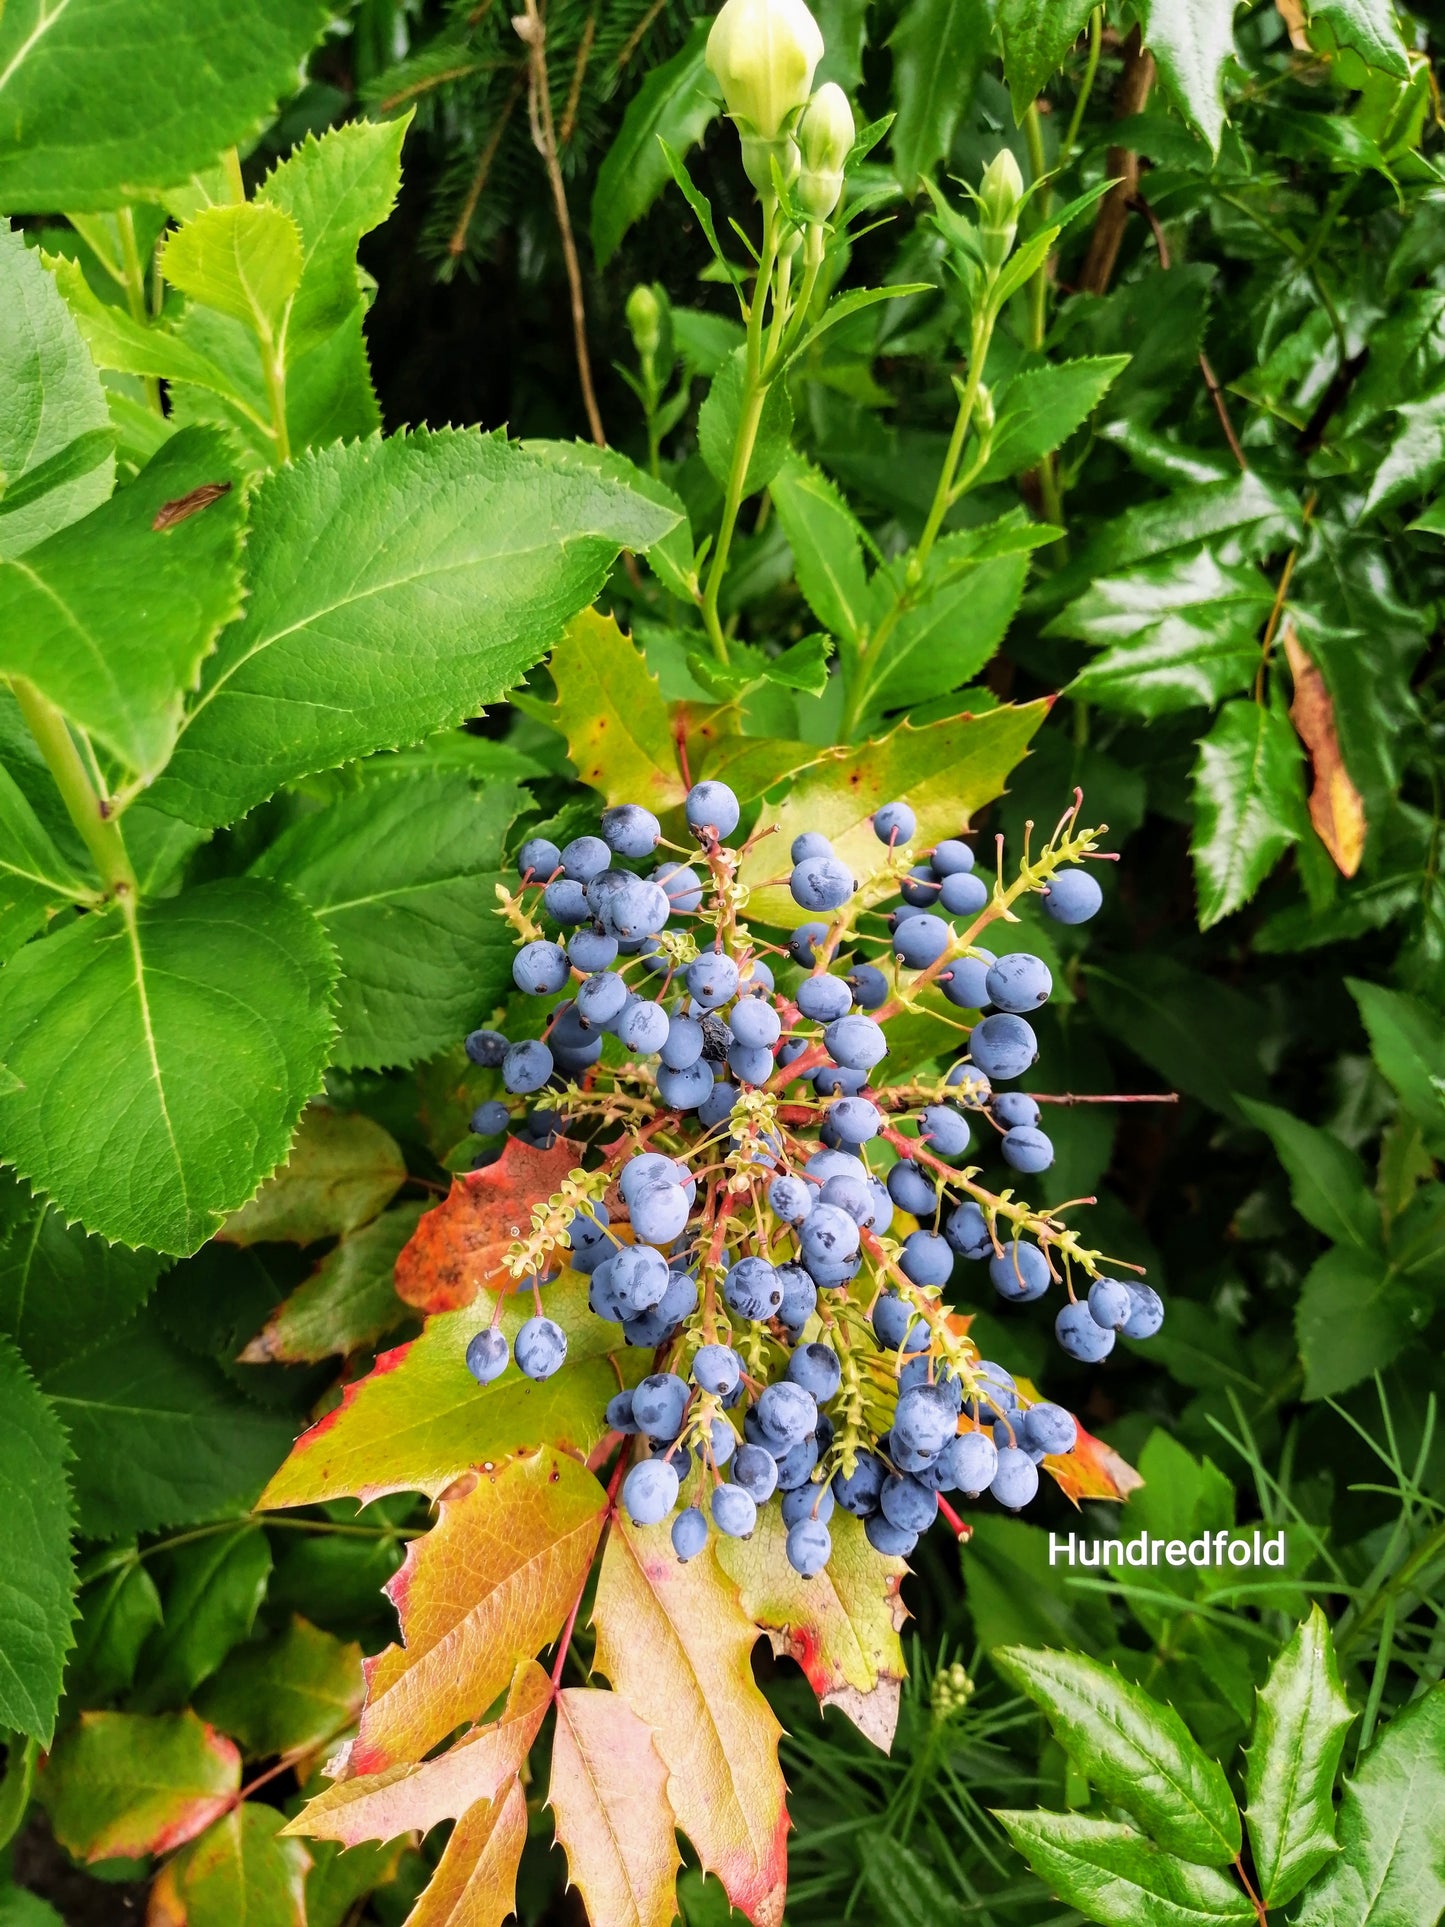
[[937, 1496, 972, 1542]]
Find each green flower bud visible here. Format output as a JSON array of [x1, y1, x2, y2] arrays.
[[978, 148, 1024, 269], [796, 81, 854, 223], [707, 0, 824, 140], [626, 283, 662, 361]]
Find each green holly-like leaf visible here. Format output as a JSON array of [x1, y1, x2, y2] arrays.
[[1056, 551, 1276, 717], [251, 770, 526, 1071], [195, 1616, 364, 1761], [219, 1104, 407, 1248], [40, 1709, 240, 1862], [0, 227, 114, 559], [0, 0, 332, 212], [993, 1812, 1256, 1926], [889, 0, 994, 189], [146, 429, 677, 830], [768, 455, 872, 646], [38, 1312, 298, 1537], [736, 702, 1047, 929], [0, 427, 246, 780], [0, 877, 338, 1256], [1244, 1605, 1355, 1908], [0, 1190, 161, 1374], [1191, 697, 1307, 928], [1295, 1687, 1445, 1927], [591, 19, 720, 267], [0, 1334, 75, 1747], [261, 1276, 638, 1510], [993, 1646, 1241, 1864], [239, 1201, 425, 1366], [1237, 1099, 1381, 1251], [1138, 0, 1238, 153], [997, 0, 1098, 121], [1363, 386, 1445, 521]]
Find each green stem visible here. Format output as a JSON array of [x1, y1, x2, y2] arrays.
[[222, 146, 246, 204], [1059, 6, 1104, 168], [262, 343, 291, 465], [1022, 105, 1050, 354], [117, 207, 163, 417], [10, 678, 137, 903], [699, 203, 779, 663]]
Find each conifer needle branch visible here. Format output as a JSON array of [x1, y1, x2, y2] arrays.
[[518, 0, 607, 447]]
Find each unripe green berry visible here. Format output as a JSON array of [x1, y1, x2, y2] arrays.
[[625, 283, 662, 361]]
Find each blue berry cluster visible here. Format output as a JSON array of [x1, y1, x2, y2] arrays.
[[459, 780, 1160, 1577]]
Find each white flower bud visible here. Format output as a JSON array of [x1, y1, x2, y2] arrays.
[[707, 0, 824, 140], [978, 149, 1025, 269], [797, 81, 854, 223]]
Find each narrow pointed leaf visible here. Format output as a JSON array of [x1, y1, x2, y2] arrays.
[[239, 1201, 424, 1365], [1191, 698, 1306, 928], [993, 1646, 1240, 1864], [550, 1687, 681, 1927], [406, 1777, 528, 1927], [1236, 1099, 1380, 1250], [1244, 1605, 1354, 1907], [1138, 0, 1237, 152]]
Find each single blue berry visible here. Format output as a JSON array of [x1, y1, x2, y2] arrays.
[[786, 1516, 831, 1575], [653, 862, 704, 912], [465, 1327, 509, 1384], [711, 1482, 757, 1537], [824, 1014, 887, 1072], [986, 952, 1053, 1013], [1002, 1126, 1054, 1174], [1043, 867, 1103, 924], [686, 950, 740, 1008], [1057, 1299, 1116, 1362], [865, 1513, 917, 1557], [623, 1458, 679, 1526], [1122, 1283, 1165, 1339], [894, 913, 951, 969], [693, 1343, 742, 1396], [731, 1444, 780, 1503], [930, 838, 975, 876], [919, 1104, 969, 1158], [899, 864, 940, 908], [887, 1160, 937, 1217], [724, 1256, 783, 1321], [601, 803, 662, 858], [470, 1100, 509, 1136], [990, 1447, 1039, 1510], [1023, 1402, 1077, 1457], [657, 1060, 715, 1111], [502, 1039, 553, 1094], [671, 1505, 709, 1561], [633, 1371, 689, 1439], [945, 1200, 992, 1260], [518, 836, 562, 880], [939, 870, 988, 917], [791, 854, 856, 912], [515, 1316, 567, 1380], [989, 1239, 1051, 1302], [767, 1175, 812, 1224], [900, 1229, 953, 1288], [786, 1342, 841, 1403], [513, 940, 570, 996], [992, 1091, 1040, 1129], [873, 800, 916, 844], [685, 780, 740, 839], [968, 1013, 1038, 1081], [940, 949, 995, 1009], [464, 1028, 509, 1068], [561, 835, 611, 882]]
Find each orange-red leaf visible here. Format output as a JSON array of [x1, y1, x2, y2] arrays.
[[290, 1660, 551, 1847], [1006, 1383, 1142, 1507], [549, 1687, 680, 1927], [259, 1276, 634, 1509], [42, 1711, 240, 1863], [1283, 620, 1366, 878], [592, 1518, 788, 1927], [351, 1448, 606, 1774], [396, 1137, 584, 1312], [406, 1778, 529, 1927], [715, 1507, 908, 1752]]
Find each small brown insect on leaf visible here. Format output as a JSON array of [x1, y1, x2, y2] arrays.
[[152, 481, 233, 532], [1282, 619, 1366, 878]]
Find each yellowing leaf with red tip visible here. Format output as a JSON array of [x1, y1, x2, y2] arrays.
[[289, 1659, 551, 1847], [549, 1687, 680, 1927], [352, 1448, 606, 1775], [593, 1519, 788, 1927], [546, 608, 687, 814], [259, 1277, 635, 1509], [40, 1710, 240, 1863], [147, 1804, 310, 1927], [407, 1778, 529, 1927], [396, 1137, 585, 1313], [716, 1507, 908, 1753]]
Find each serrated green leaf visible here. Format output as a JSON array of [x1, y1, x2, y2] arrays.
[[998, 0, 1097, 121], [147, 430, 674, 830], [0, 763, 94, 960], [68, 1555, 163, 1702], [1363, 386, 1445, 520], [1237, 1099, 1380, 1250], [261, 1276, 636, 1509], [0, 878, 338, 1257], [980, 357, 1130, 484], [1244, 1605, 1355, 1908], [0, 1192, 160, 1374], [131, 1527, 271, 1714], [736, 703, 1047, 928], [861, 537, 1029, 717], [1295, 1246, 1419, 1399], [889, 0, 993, 189], [1348, 978, 1445, 1151], [0, 227, 114, 557], [40, 1709, 240, 1863], [251, 771, 524, 1071], [39, 1312, 296, 1537], [241, 1201, 423, 1366], [0, 1334, 75, 1747], [698, 349, 794, 497], [1307, 0, 1410, 76], [1138, 0, 1237, 152], [1191, 697, 1306, 927], [591, 19, 719, 267], [994, 1646, 1241, 1863], [195, 1616, 364, 1761], [1085, 955, 1268, 1119], [0, 0, 331, 211], [769, 454, 871, 644], [547, 606, 688, 810], [523, 439, 693, 602], [1296, 1687, 1445, 1927], [993, 1812, 1255, 1926], [1058, 551, 1274, 716], [0, 426, 246, 779], [161, 203, 303, 346]]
